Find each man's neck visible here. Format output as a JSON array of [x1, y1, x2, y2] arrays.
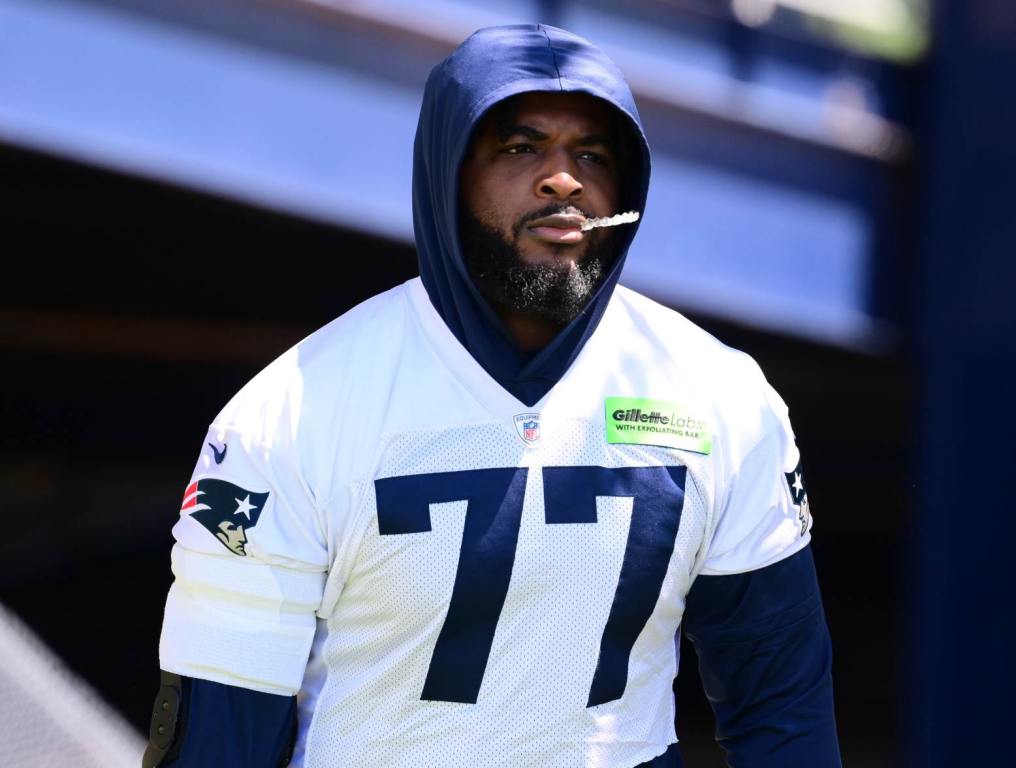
[[496, 307, 564, 352]]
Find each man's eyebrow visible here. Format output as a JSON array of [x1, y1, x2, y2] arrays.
[[494, 125, 616, 151], [497, 124, 548, 143], [577, 133, 615, 149]]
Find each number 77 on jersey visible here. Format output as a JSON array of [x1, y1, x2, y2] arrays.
[[374, 464, 686, 707]]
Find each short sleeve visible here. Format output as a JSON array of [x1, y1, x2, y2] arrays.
[[158, 419, 329, 696], [700, 386, 813, 576]]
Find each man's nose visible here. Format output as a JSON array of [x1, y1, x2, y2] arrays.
[[537, 170, 583, 200]]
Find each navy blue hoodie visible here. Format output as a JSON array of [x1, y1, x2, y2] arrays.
[[413, 24, 651, 405]]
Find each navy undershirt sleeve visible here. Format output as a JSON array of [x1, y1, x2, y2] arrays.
[[681, 545, 841, 767], [163, 677, 297, 768]]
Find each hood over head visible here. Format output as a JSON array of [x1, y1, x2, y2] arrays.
[[413, 24, 651, 406]]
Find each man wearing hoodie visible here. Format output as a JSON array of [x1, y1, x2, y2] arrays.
[[145, 24, 840, 768]]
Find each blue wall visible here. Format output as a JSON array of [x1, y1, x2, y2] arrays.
[[0, 0, 911, 347], [908, 1, 1016, 763]]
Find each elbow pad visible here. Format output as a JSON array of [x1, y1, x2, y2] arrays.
[[143, 671, 189, 767]]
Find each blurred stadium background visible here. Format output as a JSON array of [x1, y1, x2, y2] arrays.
[[1, 1, 1013, 765]]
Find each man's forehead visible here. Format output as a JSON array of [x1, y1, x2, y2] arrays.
[[488, 91, 616, 136]]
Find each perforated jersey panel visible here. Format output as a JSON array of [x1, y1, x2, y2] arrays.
[[302, 419, 712, 768]]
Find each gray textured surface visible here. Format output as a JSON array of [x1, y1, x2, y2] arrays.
[[0, 603, 143, 767]]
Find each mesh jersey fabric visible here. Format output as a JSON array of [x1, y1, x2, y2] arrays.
[[158, 277, 812, 767]]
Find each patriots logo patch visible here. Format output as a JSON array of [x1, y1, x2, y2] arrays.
[[181, 478, 269, 556], [784, 460, 811, 537]]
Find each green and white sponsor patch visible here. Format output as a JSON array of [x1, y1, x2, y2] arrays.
[[605, 397, 712, 454]]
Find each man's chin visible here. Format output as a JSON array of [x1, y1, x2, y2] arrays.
[[461, 208, 614, 325]]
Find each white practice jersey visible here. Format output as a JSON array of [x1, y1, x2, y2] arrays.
[[159, 277, 812, 768]]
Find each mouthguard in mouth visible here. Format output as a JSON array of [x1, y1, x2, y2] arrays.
[[580, 211, 641, 231]]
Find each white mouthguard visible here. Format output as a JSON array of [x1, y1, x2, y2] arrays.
[[580, 211, 641, 231]]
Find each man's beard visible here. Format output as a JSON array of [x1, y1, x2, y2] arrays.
[[459, 206, 618, 326]]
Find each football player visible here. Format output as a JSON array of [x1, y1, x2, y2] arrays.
[[145, 24, 840, 767]]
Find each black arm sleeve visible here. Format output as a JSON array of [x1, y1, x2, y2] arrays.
[[682, 546, 841, 767], [143, 672, 297, 768]]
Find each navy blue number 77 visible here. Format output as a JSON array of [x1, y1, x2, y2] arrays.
[[374, 465, 686, 706]]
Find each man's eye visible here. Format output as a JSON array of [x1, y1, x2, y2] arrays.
[[579, 151, 608, 165], [504, 144, 535, 154]]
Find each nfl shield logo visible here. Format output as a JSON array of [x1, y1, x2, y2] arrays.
[[513, 412, 542, 445]]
